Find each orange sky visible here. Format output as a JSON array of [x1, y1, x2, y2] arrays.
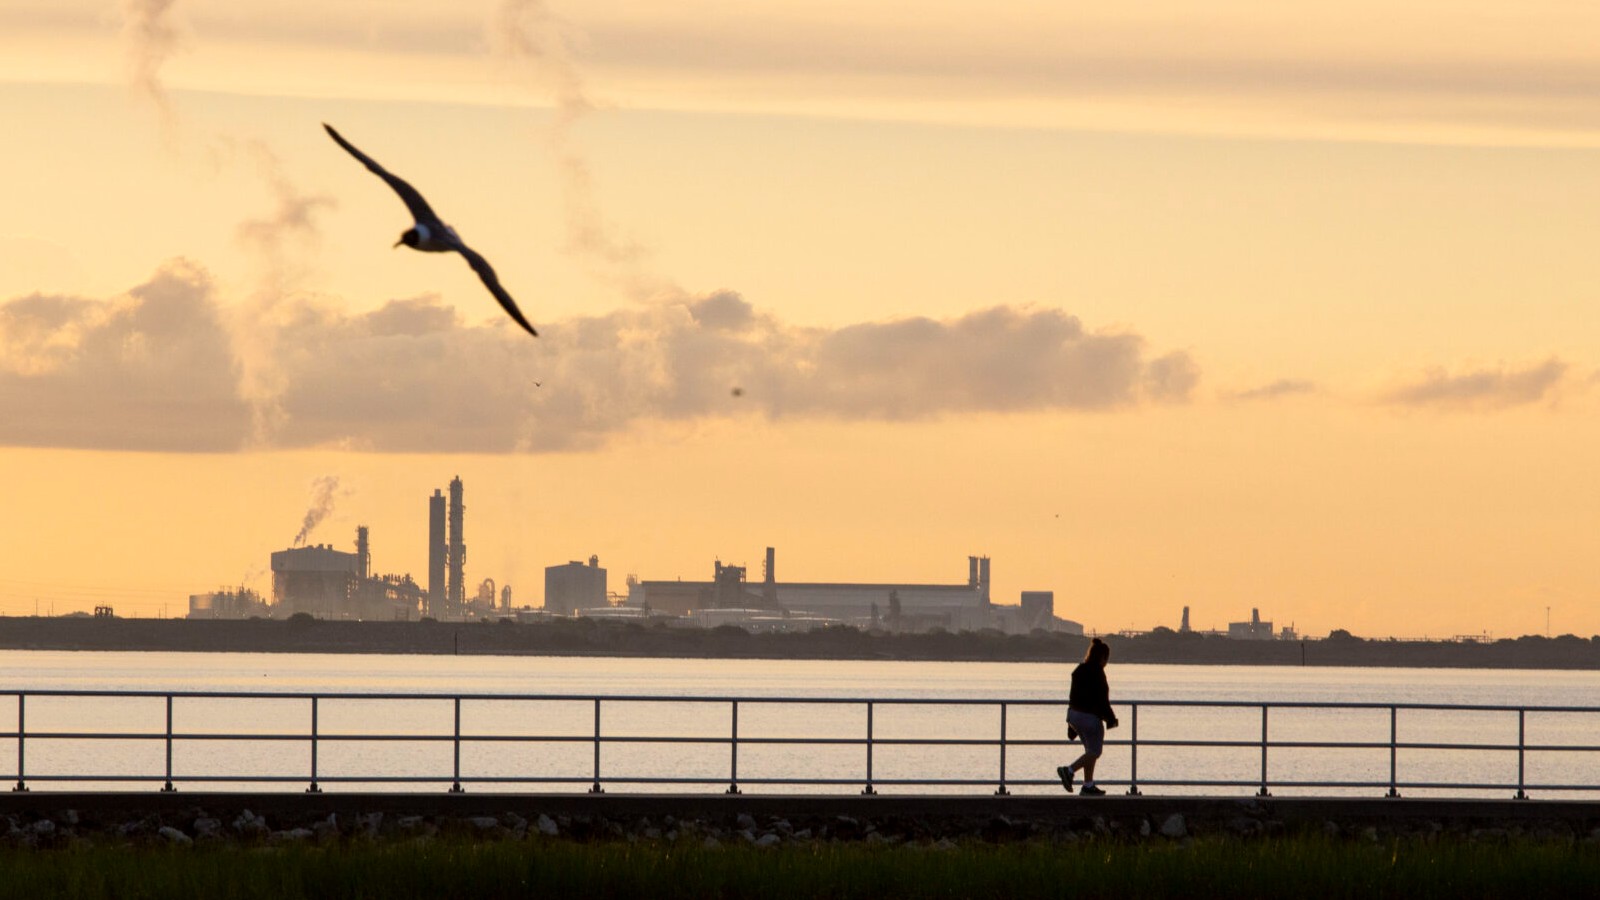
[[0, 0, 1596, 637]]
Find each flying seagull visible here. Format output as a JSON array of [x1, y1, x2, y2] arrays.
[[323, 123, 538, 337]]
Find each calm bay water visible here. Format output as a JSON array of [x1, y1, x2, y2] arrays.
[[2, 651, 1598, 798]]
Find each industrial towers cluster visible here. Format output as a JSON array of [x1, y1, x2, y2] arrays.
[[190, 476, 511, 622]]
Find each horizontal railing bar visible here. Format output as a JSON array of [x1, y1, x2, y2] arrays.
[[14, 732, 1600, 755], [7, 690, 1600, 715]]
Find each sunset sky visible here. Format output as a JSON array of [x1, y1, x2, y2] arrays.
[[1, 0, 1596, 637]]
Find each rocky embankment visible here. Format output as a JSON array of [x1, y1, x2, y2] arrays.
[[5, 796, 1599, 850]]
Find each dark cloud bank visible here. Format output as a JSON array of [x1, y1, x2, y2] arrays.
[[0, 262, 1197, 453]]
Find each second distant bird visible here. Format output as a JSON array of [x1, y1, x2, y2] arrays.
[[323, 123, 538, 337]]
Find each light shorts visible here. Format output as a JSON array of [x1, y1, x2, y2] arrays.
[[1067, 708, 1105, 757]]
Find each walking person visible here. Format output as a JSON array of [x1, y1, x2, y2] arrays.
[[1058, 637, 1118, 796]]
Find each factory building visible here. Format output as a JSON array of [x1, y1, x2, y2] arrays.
[[989, 591, 1084, 635], [1229, 608, 1276, 640], [269, 530, 426, 621], [544, 556, 607, 616], [271, 543, 361, 619], [626, 550, 998, 632]]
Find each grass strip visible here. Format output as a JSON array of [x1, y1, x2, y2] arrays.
[[1, 836, 1596, 899]]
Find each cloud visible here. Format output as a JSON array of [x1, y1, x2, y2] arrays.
[[1381, 359, 1569, 411], [0, 261, 249, 451], [1224, 378, 1319, 402], [0, 267, 1194, 453]]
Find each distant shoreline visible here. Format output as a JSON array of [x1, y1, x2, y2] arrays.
[[1, 617, 1596, 670]]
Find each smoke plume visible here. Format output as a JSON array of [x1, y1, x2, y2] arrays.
[[491, 0, 660, 296], [292, 476, 345, 547], [231, 142, 336, 445], [116, 0, 332, 445], [118, 0, 183, 143]]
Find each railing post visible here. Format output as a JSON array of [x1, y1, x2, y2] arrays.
[[994, 702, 1009, 795], [1126, 703, 1141, 795], [12, 694, 26, 793], [449, 697, 464, 793], [727, 700, 741, 794], [161, 694, 176, 792], [1514, 709, 1527, 800], [861, 701, 876, 795], [306, 697, 321, 793], [1256, 704, 1271, 797], [589, 698, 604, 794], [1386, 706, 1400, 798]]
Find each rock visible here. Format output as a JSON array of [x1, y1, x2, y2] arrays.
[[664, 830, 678, 842], [59, 810, 79, 826], [1322, 820, 1340, 839], [1362, 826, 1380, 843], [354, 813, 384, 839], [30, 820, 57, 838], [467, 816, 501, 833], [271, 828, 315, 844], [535, 814, 559, 837], [192, 817, 223, 841], [643, 827, 662, 841], [736, 814, 758, 831], [1229, 816, 1262, 837], [754, 833, 781, 848], [313, 814, 340, 844], [502, 813, 527, 835], [793, 829, 812, 841], [1138, 819, 1152, 837], [1160, 814, 1187, 839], [233, 810, 269, 838], [158, 826, 193, 847], [932, 838, 958, 851], [703, 836, 721, 849]]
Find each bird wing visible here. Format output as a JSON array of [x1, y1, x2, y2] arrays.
[[323, 123, 442, 226], [453, 241, 539, 337]]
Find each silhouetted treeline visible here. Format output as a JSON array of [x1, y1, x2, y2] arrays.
[[2, 617, 1599, 669]]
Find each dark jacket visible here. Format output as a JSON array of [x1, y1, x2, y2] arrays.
[[1068, 662, 1117, 724]]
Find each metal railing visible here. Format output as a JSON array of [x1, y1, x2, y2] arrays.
[[4, 691, 1599, 798]]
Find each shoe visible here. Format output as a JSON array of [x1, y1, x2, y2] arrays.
[[1056, 765, 1074, 792], [1079, 784, 1106, 796]]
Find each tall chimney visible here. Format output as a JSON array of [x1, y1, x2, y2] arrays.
[[447, 476, 466, 613], [968, 556, 979, 588], [764, 547, 775, 585], [978, 556, 991, 602], [1181, 606, 1191, 633], [427, 489, 446, 616], [355, 526, 370, 581]]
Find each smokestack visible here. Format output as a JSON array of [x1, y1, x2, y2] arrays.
[[1181, 606, 1191, 633], [589, 555, 599, 568], [1252, 607, 1260, 626], [447, 476, 466, 612], [356, 526, 370, 581], [978, 556, 991, 602], [764, 547, 775, 585], [968, 556, 979, 588], [428, 489, 446, 616]]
